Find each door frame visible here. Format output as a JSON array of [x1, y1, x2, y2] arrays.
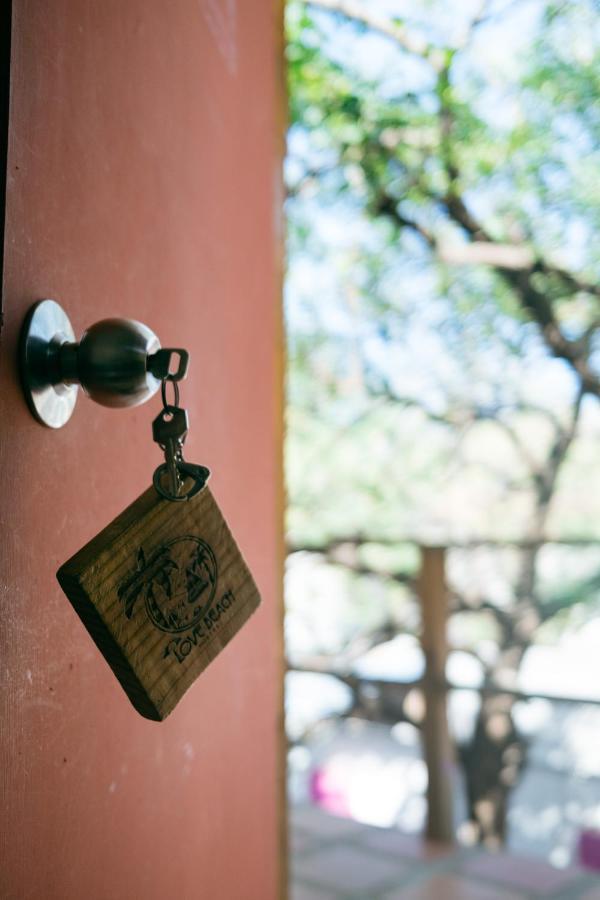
[[0, 0, 12, 328]]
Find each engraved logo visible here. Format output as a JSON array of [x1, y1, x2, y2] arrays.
[[118, 537, 218, 634]]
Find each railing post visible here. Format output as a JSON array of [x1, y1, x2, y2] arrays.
[[418, 545, 454, 843]]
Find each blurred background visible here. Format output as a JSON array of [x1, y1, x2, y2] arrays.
[[283, 0, 600, 879]]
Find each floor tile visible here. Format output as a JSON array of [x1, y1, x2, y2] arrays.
[[459, 853, 582, 894], [292, 805, 368, 840], [293, 844, 409, 894], [291, 882, 338, 900], [358, 827, 452, 862], [291, 828, 321, 856], [289, 804, 599, 900], [382, 873, 526, 900], [579, 886, 600, 900]]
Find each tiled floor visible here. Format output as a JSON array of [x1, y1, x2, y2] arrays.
[[290, 805, 600, 900]]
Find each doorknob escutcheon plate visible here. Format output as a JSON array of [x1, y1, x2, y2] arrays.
[[20, 299, 79, 428]]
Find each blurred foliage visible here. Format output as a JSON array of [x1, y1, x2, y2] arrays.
[[285, 0, 600, 605], [285, 0, 600, 844]]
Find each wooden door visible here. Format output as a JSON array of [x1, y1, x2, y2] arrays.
[[0, 3, 284, 898]]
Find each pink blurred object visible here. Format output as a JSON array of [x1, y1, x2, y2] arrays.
[[578, 829, 600, 871], [310, 766, 351, 818]]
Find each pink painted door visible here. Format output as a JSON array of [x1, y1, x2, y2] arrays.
[[0, 2, 284, 898]]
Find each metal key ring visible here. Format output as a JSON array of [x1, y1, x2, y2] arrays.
[[153, 461, 210, 502], [160, 378, 180, 409]]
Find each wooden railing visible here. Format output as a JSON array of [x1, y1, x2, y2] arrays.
[[288, 540, 600, 844]]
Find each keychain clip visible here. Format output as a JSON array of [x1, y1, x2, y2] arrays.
[[151, 378, 210, 502], [153, 461, 211, 502]]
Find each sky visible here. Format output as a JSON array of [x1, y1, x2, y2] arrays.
[[285, 0, 600, 422]]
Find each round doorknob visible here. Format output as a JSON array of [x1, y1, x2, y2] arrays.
[[20, 300, 189, 428], [63, 318, 161, 407]]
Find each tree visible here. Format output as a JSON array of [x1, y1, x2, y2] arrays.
[[285, 0, 600, 846]]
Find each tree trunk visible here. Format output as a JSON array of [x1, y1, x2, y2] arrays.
[[459, 690, 527, 847]]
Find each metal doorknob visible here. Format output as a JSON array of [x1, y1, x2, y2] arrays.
[[20, 299, 189, 428]]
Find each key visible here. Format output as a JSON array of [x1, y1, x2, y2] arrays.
[[152, 405, 189, 497], [147, 348, 190, 382]]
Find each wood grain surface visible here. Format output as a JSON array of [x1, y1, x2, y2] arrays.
[[57, 484, 261, 720]]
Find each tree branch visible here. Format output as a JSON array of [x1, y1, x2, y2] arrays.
[[375, 191, 600, 396], [438, 241, 535, 270], [305, 0, 443, 70]]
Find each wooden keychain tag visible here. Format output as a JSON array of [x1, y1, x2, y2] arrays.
[[57, 479, 261, 721]]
